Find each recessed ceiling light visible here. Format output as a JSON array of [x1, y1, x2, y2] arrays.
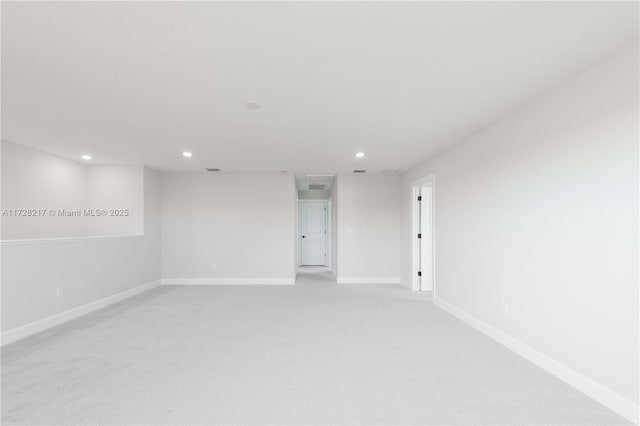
[[355, 152, 365, 158], [182, 151, 193, 158], [246, 101, 260, 110], [81, 154, 92, 160]]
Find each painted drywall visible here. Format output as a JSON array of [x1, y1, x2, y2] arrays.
[[86, 166, 144, 236], [337, 174, 402, 282], [402, 43, 639, 412], [1, 142, 88, 239], [1, 142, 144, 239], [1, 167, 162, 332], [161, 173, 296, 282]]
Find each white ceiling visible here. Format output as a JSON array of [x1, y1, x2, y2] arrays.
[[2, 1, 638, 189]]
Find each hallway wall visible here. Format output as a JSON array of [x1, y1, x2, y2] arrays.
[[161, 172, 297, 283], [336, 174, 402, 283], [401, 42, 639, 418]]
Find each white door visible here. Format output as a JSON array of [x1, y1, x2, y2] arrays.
[[300, 201, 327, 266], [420, 186, 433, 291]]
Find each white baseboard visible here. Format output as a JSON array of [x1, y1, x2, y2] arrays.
[[336, 277, 401, 285], [433, 296, 639, 424], [161, 278, 296, 285], [1, 280, 161, 347]]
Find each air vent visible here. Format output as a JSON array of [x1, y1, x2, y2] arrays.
[[353, 170, 367, 174], [380, 169, 402, 175], [206, 168, 221, 172], [309, 184, 326, 191]]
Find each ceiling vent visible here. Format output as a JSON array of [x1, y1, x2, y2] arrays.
[[206, 168, 221, 172], [380, 169, 402, 175], [353, 170, 367, 174], [309, 184, 326, 191]]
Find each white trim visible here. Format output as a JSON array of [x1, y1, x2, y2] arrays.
[[1, 233, 144, 246], [161, 278, 296, 285], [400, 279, 412, 290], [327, 199, 332, 271], [1, 279, 161, 346], [433, 296, 639, 424], [336, 277, 402, 285], [410, 174, 436, 296], [411, 185, 421, 292]]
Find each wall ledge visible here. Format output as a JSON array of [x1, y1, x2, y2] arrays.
[[1, 234, 144, 246]]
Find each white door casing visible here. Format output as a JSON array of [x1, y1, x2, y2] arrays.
[[419, 186, 434, 291], [300, 201, 327, 266]]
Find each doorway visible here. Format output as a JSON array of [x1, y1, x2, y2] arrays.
[[411, 175, 435, 294], [298, 200, 330, 267]]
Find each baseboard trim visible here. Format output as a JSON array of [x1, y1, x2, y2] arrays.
[[336, 277, 402, 285], [161, 278, 296, 285], [433, 296, 639, 424], [1, 280, 161, 347]]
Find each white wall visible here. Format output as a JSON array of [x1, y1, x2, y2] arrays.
[[337, 174, 402, 283], [1, 167, 162, 332], [162, 173, 297, 283], [86, 166, 143, 236], [1, 142, 88, 239], [1, 142, 144, 239], [402, 43, 638, 416]]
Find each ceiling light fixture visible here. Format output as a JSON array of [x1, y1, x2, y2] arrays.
[[81, 154, 92, 160], [355, 152, 365, 158], [246, 101, 260, 110], [182, 151, 193, 158]]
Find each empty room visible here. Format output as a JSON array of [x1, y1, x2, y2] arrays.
[[1, 1, 638, 425]]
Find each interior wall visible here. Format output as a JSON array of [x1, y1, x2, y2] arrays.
[[402, 43, 638, 409], [161, 172, 296, 283], [86, 166, 144, 236], [1, 167, 162, 332], [1, 142, 144, 239], [1, 142, 88, 239], [337, 174, 402, 282]]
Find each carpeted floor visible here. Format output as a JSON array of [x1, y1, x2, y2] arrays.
[[1, 272, 629, 425]]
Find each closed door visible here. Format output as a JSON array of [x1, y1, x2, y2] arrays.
[[300, 201, 327, 265]]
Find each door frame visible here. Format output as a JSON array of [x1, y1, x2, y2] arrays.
[[298, 199, 331, 268], [411, 174, 436, 296]]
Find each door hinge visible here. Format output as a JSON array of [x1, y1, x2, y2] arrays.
[[418, 233, 422, 239], [418, 271, 422, 277], [418, 196, 422, 201]]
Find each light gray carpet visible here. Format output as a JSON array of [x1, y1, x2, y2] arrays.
[[1, 272, 629, 425]]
